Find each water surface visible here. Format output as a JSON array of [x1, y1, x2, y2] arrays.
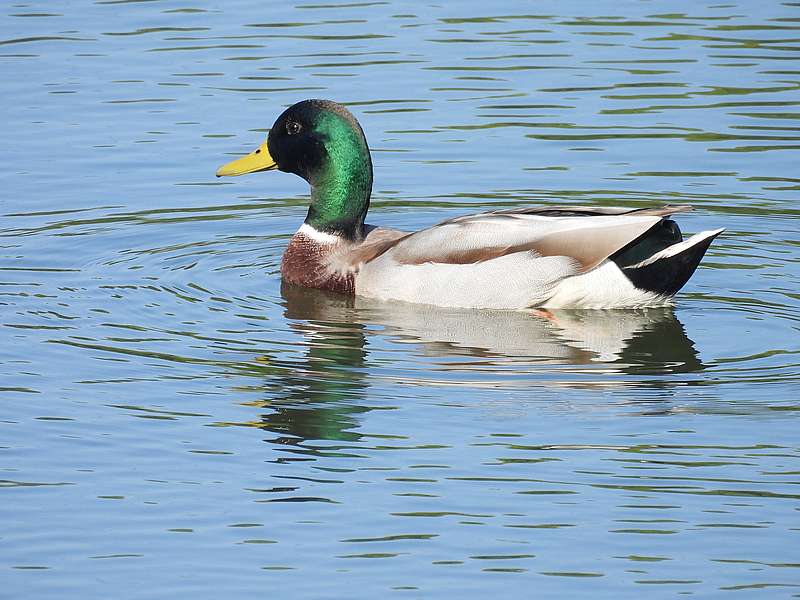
[[1, 1, 799, 598]]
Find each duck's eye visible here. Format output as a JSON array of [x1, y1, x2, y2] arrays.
[[286, 120, 302, 136]]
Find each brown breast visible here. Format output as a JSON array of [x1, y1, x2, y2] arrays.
[[280, 232, 355, 295]]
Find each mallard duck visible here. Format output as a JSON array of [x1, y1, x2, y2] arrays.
[[217, 99, 722, 309]]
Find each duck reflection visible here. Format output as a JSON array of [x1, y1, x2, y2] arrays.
[[253, 284, 703, 443], [256, 288, 368, 444], [281, 283, 702, 371]]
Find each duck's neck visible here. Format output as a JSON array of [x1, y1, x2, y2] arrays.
[[304, 116, 373, 242], [306, 176, 371, 241]]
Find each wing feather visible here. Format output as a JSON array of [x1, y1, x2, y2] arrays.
[[486, 204, 691, 218], [382, 211, 663, 273]]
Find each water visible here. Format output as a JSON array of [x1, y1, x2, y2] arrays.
[[2, 0, 799, 597]]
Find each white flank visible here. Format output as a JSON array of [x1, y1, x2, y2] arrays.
[[297, 223, 340, 245], [356, 256, 671, 309], [357, 252, 579, 309]]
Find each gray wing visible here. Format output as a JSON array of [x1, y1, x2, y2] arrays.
[[380, 207, 668, 273]]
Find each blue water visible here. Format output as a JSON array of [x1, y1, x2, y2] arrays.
[[2, 1, 799, 597]]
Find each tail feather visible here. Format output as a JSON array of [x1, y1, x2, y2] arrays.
[[620, 228, 724, 297]]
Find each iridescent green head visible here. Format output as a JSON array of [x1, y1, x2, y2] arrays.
[[217, 99, 373, 241]]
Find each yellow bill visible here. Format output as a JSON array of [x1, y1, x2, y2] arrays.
[[216, 141, 277, 177]]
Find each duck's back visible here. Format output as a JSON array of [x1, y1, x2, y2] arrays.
[[352, 205, 722, 309]]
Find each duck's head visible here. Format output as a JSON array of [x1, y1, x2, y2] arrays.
[[217, 99, 373, 240]]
